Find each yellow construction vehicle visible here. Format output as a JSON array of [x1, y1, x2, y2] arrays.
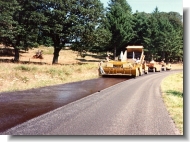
[[99, 46, 148, 77], [146, 60, 172, 72], [160, 61, 172, 71], [166, 63, 172, 70], [146, 60, 162, 72]]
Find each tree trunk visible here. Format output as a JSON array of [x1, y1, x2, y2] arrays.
[[162, 51, 165, 61], [52, 47, 61, 64], [14, 48, 20, 62], [113, 46, 117, 60], [178, 56, 181, 62], [165, 52, 169, 63]]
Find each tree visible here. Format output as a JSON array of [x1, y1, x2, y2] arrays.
[[158, 18, 183, 62], [69, 0, 108, 56], [0, 0, 41, 61], [71, 24, 112, 55], [142, 8, 183, 62], [0, 0, 21, 61], [37, 0, 105, 64], [130, 12, 151, 45], [108, 0, 132, 12], [164, 12, 183, 62], [106, 0, 134, 59], [89, 25, 112, 53]]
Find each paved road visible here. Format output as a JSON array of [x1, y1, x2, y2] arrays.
[[0, 77, 127, 132], [1, 70, 182, 135]]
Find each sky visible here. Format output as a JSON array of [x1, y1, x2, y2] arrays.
[[100, 0, 184, 15]]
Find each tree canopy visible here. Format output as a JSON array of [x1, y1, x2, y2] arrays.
[[36, 0, 105, 64], [105, 0, 134, 59], [0, 0, 42, 61], [0, 0, 183, 63]]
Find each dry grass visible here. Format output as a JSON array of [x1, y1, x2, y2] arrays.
[[0, 45, 102, 64], [0, 46, 183, 93], [161, 73, 183, 134], [0, 46, 103, 92], [19, 46, 101, 65], [0, 63, 100, 92]]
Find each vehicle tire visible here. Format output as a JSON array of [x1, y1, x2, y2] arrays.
[[139, 69, 142, 76], [153, 68, 155, 72], [135, 68, 139, 77]]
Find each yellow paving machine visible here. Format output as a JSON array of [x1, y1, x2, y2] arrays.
[[99, 46, 148, 77]]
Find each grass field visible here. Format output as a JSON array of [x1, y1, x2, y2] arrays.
[[0, 46, 183, 93], [0, 46, 103, 92], [161, 73, 183, 135]]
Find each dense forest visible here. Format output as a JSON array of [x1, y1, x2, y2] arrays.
[[0, 0, 183, 64]]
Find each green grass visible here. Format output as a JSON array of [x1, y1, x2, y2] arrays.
[[161, 72, 183, 134]]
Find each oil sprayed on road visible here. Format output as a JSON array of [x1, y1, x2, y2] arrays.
[[0, 77, 128, 132]]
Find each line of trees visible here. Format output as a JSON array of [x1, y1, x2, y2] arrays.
[[0, 0, 183, 64]]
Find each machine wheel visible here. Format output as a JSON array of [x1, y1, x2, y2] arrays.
[[139, 69, 142, 76], [145, 67, 149, 74], [153, 68, 155, 72], [157, 68, 161, 72], [135, 68, 139, 77], [139, 72, 142, 76]]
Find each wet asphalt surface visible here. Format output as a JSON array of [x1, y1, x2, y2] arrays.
[[0, 77, 128, 132]]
